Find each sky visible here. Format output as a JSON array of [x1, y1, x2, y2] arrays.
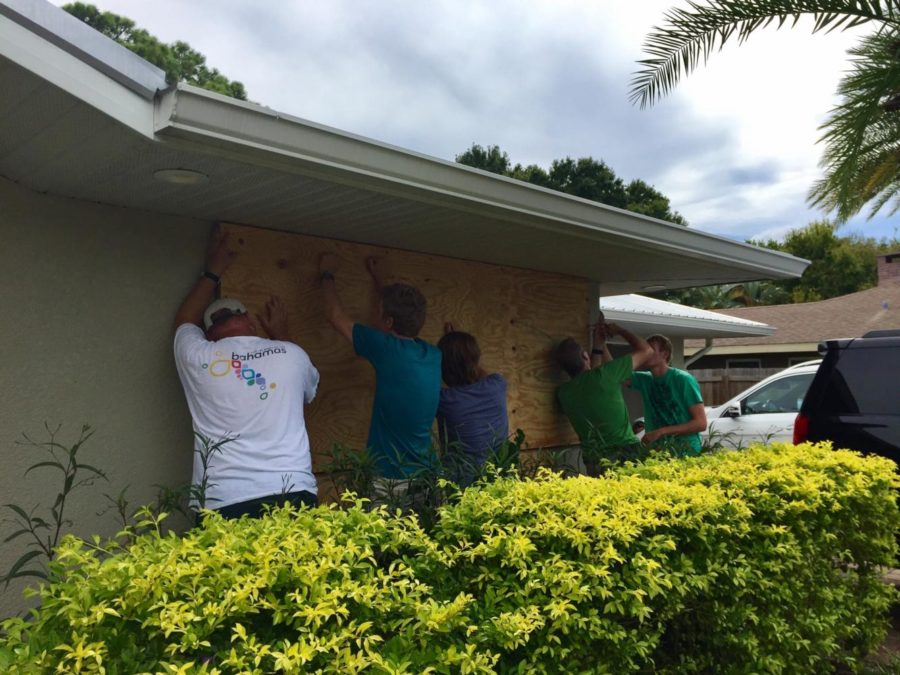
[[54, 0, 899, 243]]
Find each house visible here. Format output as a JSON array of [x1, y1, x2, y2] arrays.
[[0, 0, 806, 615], [685, 252, 900, 370]]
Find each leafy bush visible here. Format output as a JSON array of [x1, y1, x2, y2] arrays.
[[1, 443, 896, 673]]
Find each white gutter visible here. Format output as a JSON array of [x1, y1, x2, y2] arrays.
[[154, 85, 809, 283]]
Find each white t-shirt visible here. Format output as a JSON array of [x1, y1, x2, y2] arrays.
[[174, 324, 319, 509]]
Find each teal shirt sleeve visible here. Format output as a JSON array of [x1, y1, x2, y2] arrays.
[[353, 323, 388, 366]]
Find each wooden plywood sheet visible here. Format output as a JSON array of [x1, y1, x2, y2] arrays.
[[220, 223, 590, 471]]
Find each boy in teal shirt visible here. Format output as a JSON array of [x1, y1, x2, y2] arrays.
[[628, 334, 706, 456], [320, 254, 441, 480]]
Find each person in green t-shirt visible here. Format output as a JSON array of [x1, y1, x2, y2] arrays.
[[555, 319, 654, 475], [628, 334, 707, 456]]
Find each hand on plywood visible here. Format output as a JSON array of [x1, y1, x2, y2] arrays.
[[319, 253, 340, 280], [207, 225, 238, 277], [365, 256, 387, 289], [443, 322, 455, 335], [258, 296, 291, 342]]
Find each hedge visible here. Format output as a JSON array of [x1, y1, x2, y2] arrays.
[[0, 442, 897, 673]]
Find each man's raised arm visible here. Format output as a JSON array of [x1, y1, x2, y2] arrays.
[[606, 323, 654, 370], [174, 227, 236, 331], [319, 253, 354, 343]]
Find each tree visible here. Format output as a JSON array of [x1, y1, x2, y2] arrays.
[[726, 281, 791, 307], [630, 0, 900, 223], [62, 2, 247, 100], [660, 220, 899, 308], [758, 220, 898, 301], [455, 144, 687, 225], [455, 144, 511, 175]]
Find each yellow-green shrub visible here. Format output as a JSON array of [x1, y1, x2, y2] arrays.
[[0, 443, 896, 674]]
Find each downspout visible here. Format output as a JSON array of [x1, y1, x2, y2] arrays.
[[685, 338, 714, 368]]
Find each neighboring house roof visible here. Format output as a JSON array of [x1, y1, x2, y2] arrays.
[[0, 0, 809, 293], [684, 281, 900, 353], [600, 294, 774, 338]]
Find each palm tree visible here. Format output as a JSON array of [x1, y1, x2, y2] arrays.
[[726, 281, 791, 306], [630, 1, 900, 222]]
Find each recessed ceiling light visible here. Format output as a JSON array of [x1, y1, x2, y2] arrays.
[[153, 168, 209, 185], [642, 285, 667, 292]]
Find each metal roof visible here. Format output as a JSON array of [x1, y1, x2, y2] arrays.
[[1, 0, 810, 293], [600, 294, 775, 338]]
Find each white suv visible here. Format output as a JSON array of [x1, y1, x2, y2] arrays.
[[703, 361, 821, 448]]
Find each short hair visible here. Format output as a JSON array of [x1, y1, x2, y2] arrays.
[[381, 283, 427, 337], [438, 331, 484, 387], [554, 337, 585, 378], [647, 334, 673, 364]]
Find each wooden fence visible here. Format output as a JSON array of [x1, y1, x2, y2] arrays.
[[690, 367, 783, 407]]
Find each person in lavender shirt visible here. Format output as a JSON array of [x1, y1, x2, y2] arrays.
[[436, 324, 509, 488]]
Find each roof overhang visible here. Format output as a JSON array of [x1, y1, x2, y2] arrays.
[[599, 294, 775, 339], [1, 0, 810, 293]]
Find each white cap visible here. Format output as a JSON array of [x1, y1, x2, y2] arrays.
[[203, 298, 248, 330]]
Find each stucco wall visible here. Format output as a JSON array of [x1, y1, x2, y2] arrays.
[[0, 178, 207, 617]]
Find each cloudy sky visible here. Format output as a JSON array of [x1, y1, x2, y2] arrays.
[[55, 0, 898, 243]]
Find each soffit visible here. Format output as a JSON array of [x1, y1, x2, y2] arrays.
[[0, 52, 808, 294]]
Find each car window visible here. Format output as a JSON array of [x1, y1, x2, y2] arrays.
[[741, 373, 815, 415], [819, 347, 900, 415]]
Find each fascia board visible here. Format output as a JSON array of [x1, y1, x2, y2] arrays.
[[155, 86, 810, 282], [701, 343, 819, 355], [0, 0, 166, 99], [0, 9, 156, 135]]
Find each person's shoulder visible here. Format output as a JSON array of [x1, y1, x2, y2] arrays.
[[278, 339, 313, 360], [353, 323, 380, 341], [174, 323, 204, 340], [352, 323, 388, 352], [629, 369, 651, 386], [671, 367, 698, 382], [173, 324, 208, 354], [484, 373, 507, 388]]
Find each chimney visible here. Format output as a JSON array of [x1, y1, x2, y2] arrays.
[[878, 252, 900, 286]]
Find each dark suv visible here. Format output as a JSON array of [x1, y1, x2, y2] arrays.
[[793, 329, 900, 464]]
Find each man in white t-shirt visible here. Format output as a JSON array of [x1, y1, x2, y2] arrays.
[[173, 229, 320, 519]]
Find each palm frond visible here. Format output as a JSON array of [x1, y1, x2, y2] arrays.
[[630, 0, 900, 109], [808, 28, 900, 220]]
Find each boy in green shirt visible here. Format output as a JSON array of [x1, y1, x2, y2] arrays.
[[555, 320, 653, 474]]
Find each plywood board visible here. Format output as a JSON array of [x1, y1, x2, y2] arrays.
[[220, 223, 590, 474]]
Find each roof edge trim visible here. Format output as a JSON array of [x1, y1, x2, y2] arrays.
[[155, 85, 810, 282], [0, 0, 166, 99]]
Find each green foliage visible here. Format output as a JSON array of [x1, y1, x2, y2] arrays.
[[456, 144, 687, 225], [661, 220, 900, 307], [809, 29, 900, 221], [62, 2, 247, 100], [1, 425, 106, 586], [2, 443, 896, 673], [758, 220, 900, 302], [630, 0, 900, 223]]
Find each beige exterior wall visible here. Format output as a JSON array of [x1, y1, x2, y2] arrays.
[[0, 178, 206, 617]]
